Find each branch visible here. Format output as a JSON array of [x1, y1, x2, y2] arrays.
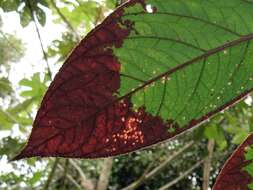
[[96, 158, 114, 190], [202, 139, 215, 190], [57, 162, 82, 189], [158, 159, 205, 190], [43, 158, 59, 190], [121, 141, 194, 190], [26, 0, 52, 80], [62, 159, 69, 190], [50, 0, 80, 41], [69, 159, 95, 190]]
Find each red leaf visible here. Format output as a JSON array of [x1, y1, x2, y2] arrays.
[[13, 0, 253, 160], [213, 133, 253, 190], [13, 0, 173, 159]]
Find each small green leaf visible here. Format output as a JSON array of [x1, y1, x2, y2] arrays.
[[35, 7, 46, 26], [19, 6, 32, 27], [204, 124, 227, 150]]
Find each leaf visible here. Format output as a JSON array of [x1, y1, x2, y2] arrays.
[[204, 124, 227, 150], [0, 109, 15, 130], [213, 133, 253, 190], [105, 0, 117, 9], [7, 98, 35, 115], [0, 0, 20, 12], [35, 7, 46, 26], [19, 73, 48, 101], [48, 33, 77, 62], [13, 0, 253, 160], [19, 6, 32, 27]]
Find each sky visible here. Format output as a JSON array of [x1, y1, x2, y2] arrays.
[[1, 8, 64, 86], [0, 7, 65, 177]]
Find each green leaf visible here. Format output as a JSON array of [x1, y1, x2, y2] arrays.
[[57, 1, 99, 29], [105, 0, 116, 9], [8, 98, 35, 115], [35, 7, 46, 26], [113, 0, 253, 130], [28, 171, 42, 185], [19, 6, 32, 27], [0, 109, 15, 129], [204, 124, 227, 150], [19, 73, 48, 101], [47, 33, 77, 61], [0, 0, 20, 12], [39, 0, 49, 7]]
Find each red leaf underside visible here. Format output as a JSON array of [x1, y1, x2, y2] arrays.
[[13, 0, 253, 160], [13, 0, 173, 159], [213, 134, 253, 190]]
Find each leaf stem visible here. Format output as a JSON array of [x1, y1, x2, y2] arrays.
[[26, 0, 52, 80]]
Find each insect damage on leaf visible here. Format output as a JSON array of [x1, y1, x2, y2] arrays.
[[213, 133, 253, 190], [13, 0, 253, 160]]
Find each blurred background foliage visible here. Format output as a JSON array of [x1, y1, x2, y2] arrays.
[[0, 0, 252, 190]]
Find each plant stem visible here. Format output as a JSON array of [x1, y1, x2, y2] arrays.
[[69, 159, 95, 190], [26, 0, 52, 80], [158, 159, 205, 190], [121, 141, 194, 190], [202, 139, 215, 190], [57, 163, 82, 189]]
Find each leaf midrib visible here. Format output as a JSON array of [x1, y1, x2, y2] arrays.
[[118, 33, 253, 102]]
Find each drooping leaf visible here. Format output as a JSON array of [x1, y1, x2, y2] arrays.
[[14, 0, 253, 160], [19, 6, 32, 27], [35, 7, 46, 26], [213, 133, 253, 190]]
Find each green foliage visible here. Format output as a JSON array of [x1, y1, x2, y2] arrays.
[[0, 0, 48, 27], [114, 0, 253, 128], [0, 78, 13, 97], [0, 32, 25, 71], [225, 104, 253, 144], [244, 145, 253, 190], [48, 33, 77, 62], [0, 109, 16, 130], [19, 73, 49, 103], [204, 124, 227, 150], [105, 0, 117, 9]]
